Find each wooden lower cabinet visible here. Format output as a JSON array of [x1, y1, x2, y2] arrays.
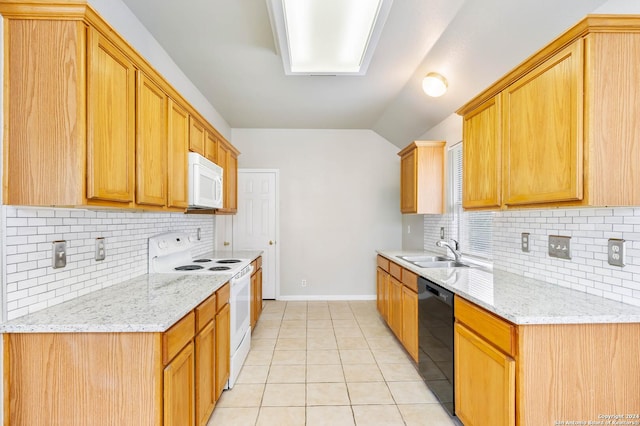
[[4, 284, 232, 426], [215, 302, 231, 400], [454, 323, 515, 426], [389, 276, 403, 340], [195, 320, 216, 426], [376, 255, 419, 361], [455, 296, 640, 424], [401, 285, 419, 362], [250, 257, 263, 329], [164, 341, 196, 426], [376, 267, 389, 320]]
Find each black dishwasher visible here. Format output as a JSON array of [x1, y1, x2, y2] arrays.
[[417, 277, 455, 418]]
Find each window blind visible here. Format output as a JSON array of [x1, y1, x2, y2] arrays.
[[449, 143, 493, 259]]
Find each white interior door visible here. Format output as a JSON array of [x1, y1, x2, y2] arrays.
[[233, 169, 279, 299]]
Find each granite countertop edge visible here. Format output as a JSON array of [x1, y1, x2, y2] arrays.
[[0, 250, 263, 334], [377, 249, 640, 325]]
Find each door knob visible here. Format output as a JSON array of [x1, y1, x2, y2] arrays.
[[224, 241, 230, 246], [269, 240, 274, 245]]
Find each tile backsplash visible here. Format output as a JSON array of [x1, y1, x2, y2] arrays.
[[425, 208, 640, 308], [3, 206, 215, 320]]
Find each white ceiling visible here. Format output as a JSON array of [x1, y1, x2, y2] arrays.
[[120, 0, 609, 148]]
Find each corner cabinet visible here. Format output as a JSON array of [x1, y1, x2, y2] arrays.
[[398, 141, 445, 214], [458, 16, 640, 210]]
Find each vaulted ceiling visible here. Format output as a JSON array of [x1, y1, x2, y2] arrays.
[[121, 0, 609, 148]]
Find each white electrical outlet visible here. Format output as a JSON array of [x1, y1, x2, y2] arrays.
[[548, 235, 571, 260], [301, 279, 307, 287], [521, 233, 530, 252]]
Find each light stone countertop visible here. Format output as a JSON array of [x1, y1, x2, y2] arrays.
[[378, 250, 640, 325], [0, 250, 263, 333]]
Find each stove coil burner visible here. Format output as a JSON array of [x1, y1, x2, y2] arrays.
[[209, 266, 231, 271], [216, 259, 242, 264], [193, 259, 212, 263], [174, 265, 204, 271]]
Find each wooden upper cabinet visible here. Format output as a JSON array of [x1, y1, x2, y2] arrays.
[[398, 141, 446, 214], [503, 41, 583, 206], [86, 27, 136, 204], [463, 96, 502, 209], [3, 19, 86, 206], [458, 16, 640, 209], [189, 117, 206, 156], [168, 99, 190, 209], [205, 131, 217, 164], [136, 71, 168, 206], [215, 139, 239, 214]]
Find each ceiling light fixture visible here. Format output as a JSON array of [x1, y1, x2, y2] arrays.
[[266, 0, 394, 75], [422, 72, 448, 97]]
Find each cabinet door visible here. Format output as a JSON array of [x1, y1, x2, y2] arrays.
[[401, 286, 419, 362], [389, 277, 403, 340], [215, 303, 230, 400], [503, 41, 583, 206], [256, 267, 263, 321], [195, 320, 216, 426], [136, 72, 167, 206], [189, 117, 206, 155], [376, 267, 389, 320], [227, 152, 238, 212], [86, 28, 136, 203], [205, 131, 217, 163], [250, 272, 258, 329], [400, 150, 417, 213], [164, 341, 196, 426], [168, 99, 190, 208], [454, 322, 515, 426], [463, 96, 502, 209]]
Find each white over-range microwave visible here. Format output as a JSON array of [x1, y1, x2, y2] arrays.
[[188, 152, 223, 209]]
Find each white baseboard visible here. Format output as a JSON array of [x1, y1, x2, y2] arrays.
[[275, 295, 376, 301]]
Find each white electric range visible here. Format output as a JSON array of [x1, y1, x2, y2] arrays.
[[148, 232, 253, 389]]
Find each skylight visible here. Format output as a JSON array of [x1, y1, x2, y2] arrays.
[[267, 0, 393, 75]]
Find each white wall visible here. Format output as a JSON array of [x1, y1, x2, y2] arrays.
[[232, 129, 402, 299]]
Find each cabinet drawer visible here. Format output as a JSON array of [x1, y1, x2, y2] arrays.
[[216, 283, 230, 311], [195, 293, 217, 332], [163, 311, 195, 365], [455, 296, 515, 356], [376, 255, 389, 272], [389, 261, 402, 281], [402, 268, 418, 293]]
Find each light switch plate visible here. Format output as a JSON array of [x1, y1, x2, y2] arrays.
[[521, 233, 530, 252], [548, 235, 571, 260], [608, 238, 625, 267], [52, 240, 67, 269], [440, 227, 445, 239]]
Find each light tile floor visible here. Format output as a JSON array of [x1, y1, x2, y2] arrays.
[[208, 300, 457, 426]]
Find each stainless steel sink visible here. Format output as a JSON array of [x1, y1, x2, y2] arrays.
[[397, 255, 450, 262], [414, 260, 470, 268]]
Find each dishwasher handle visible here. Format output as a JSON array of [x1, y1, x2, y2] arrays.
[[422, 278, 454, 307]]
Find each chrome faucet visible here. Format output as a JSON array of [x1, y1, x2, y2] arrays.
[[436, 239, 462, 261]]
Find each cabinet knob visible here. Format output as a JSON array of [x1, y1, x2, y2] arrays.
[[224, 241, 230, 246]]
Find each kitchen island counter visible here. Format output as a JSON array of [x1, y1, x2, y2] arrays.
[[378, 250, 640, 325]]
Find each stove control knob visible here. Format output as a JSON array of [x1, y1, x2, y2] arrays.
[[188, 235, 195, 243], [158, 240, 168, 249]]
